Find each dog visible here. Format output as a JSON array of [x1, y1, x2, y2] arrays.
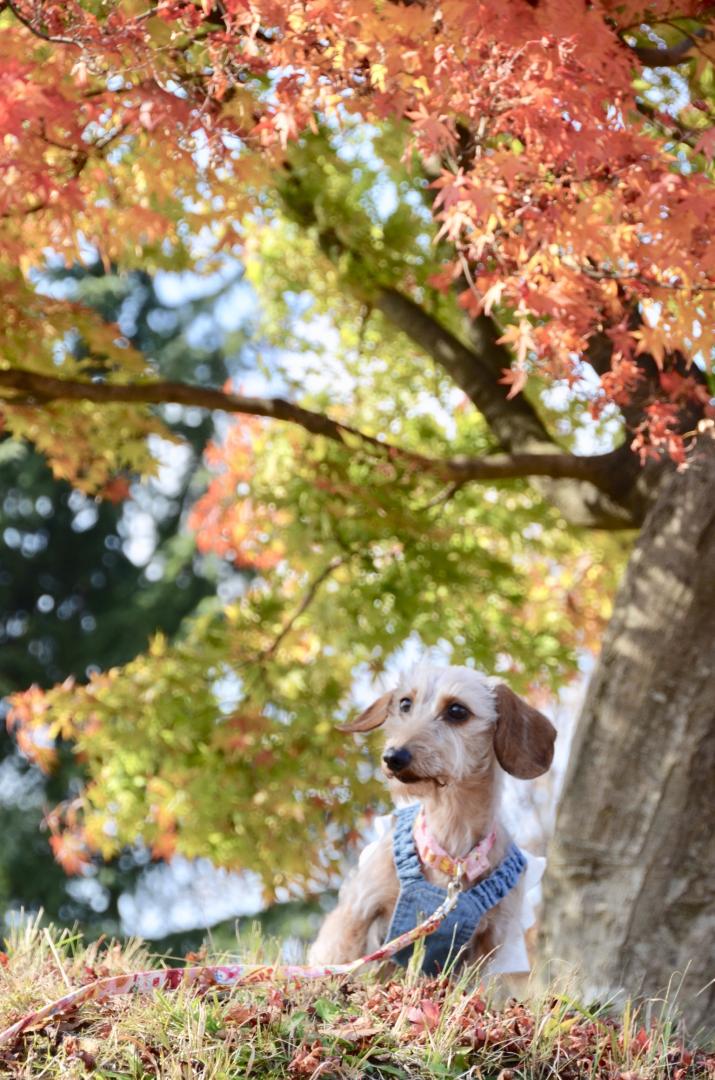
[[309, 664, 556, 975]]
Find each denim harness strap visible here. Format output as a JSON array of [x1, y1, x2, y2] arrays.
[[385, 803, 526, 975]]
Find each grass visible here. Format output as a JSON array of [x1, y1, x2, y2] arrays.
[[0, 917, 713, 1079]]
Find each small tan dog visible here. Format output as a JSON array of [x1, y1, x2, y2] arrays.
[[310, 665, 555, 974]]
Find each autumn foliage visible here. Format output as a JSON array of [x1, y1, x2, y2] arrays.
[[189, 415, 287, 570], [2, 1, 715, 464]]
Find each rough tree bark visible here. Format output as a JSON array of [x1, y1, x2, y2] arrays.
[[540, 436, 715, 1033]]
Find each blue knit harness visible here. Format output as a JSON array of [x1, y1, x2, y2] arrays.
[[385, 803, 526, 975]]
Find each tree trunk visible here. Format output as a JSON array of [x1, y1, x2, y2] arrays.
[[540, 436, 715, 1034]]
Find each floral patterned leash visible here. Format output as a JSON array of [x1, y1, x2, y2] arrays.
[[0, 880, 461, 1047]]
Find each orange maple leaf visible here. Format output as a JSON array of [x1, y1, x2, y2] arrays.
[[49, 831, 91, 876]]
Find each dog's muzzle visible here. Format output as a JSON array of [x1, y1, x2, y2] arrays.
[[383, 747, 443, 785], [382, 747, 412, 777]]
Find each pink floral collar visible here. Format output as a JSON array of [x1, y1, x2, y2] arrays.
[[414, 806, 496, 883]]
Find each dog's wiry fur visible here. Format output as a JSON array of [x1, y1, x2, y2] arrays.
[[310, 665, 555, 969]]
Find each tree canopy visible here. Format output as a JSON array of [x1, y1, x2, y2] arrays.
[[2, 0, 714, 897], [0, 262, 234, 929]]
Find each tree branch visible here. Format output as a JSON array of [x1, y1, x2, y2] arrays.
[[630, 40, 695, 67], [634, 100, 702, 151], [0, 366, 634, 500], [261, 557, 346, 659], [280, 168, 558, 454], [375, 287, 557, 451], [2, 0, 81, 46], [279, 174, 641, 526], [623, 27, 707, 68], [372, 288, 642, 527], [0, 367, 391, 451]]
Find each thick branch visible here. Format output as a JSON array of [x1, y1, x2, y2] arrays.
[[282, 172, 558, 454], [0, 367, 631, 495], [280, 167, 552, 451], [280, 175, 641, 526], [0, 367, 407, 454], [372, 289, 640, 527], [627, 34, 701, 68], [375, 289, 552, 452]]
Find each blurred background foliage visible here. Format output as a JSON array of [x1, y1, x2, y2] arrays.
[[1, 176, 624, 936], [0, 263, 232, 941]]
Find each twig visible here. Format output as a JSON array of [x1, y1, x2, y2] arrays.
[[580, 265, 715, 293], [4, 0, 81, 46], [417, 480, 466, 511], [634, 100, 703, 151], [262, 557, 346, 659]]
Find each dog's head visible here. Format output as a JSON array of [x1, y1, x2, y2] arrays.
[[340, 665, 555, 793]]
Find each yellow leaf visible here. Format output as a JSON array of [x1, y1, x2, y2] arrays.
[[370, 63, 387, 92]]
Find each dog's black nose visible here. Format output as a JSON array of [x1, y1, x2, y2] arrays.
[[383, 747, 412, 774]]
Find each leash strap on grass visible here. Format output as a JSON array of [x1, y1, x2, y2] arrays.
[[0, 881, 461, 1047]]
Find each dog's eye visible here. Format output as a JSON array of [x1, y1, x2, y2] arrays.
[[445, 701, 470, 723], [399, 697, 412, 713]]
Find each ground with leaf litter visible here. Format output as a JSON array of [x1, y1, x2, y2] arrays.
[[0, 924, 713, 1078]]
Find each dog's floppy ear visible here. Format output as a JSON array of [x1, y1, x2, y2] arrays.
[[493, 683, 556, 779], [338, 692, 392, 733]]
